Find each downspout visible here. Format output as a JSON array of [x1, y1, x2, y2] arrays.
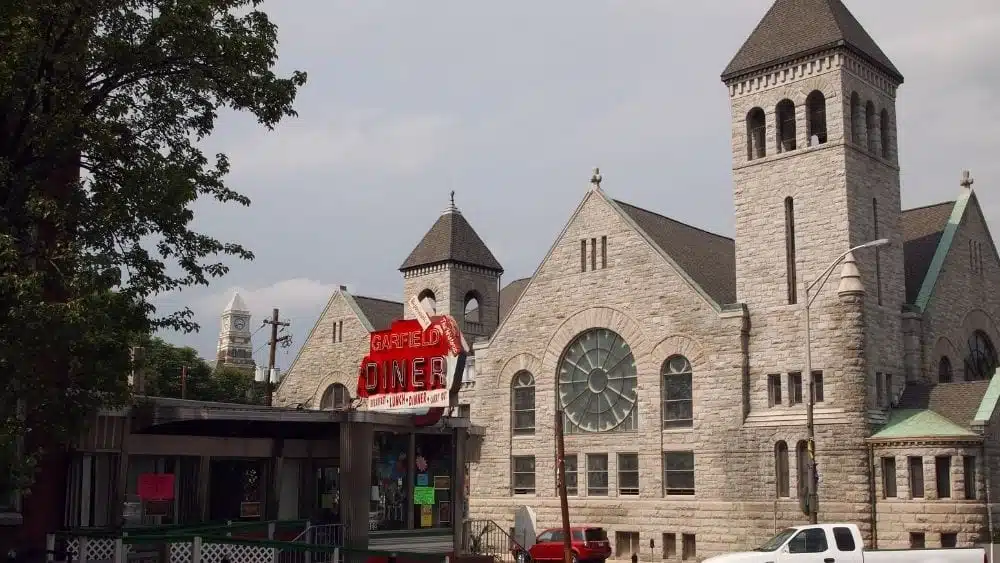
[[983, 441, 994, 563], [868, 443, 878, 549]]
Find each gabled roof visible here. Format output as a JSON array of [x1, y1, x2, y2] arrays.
[[400, 201, 503, 272], [722, 0, 903, 83], [499, 278, 530, 321], [902, 201, 954, 305], [614, 200, 736, 305], [353, 295, 403, 331]]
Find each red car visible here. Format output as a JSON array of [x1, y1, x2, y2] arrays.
[[514, 526, 611, 563]]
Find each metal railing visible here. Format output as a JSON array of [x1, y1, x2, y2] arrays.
[[462, 520, 530, 563]]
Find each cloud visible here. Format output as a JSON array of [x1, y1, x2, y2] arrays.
[[222, 110, 458, 181]]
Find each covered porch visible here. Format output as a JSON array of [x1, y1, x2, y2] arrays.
[[63, 396, 473, 557]]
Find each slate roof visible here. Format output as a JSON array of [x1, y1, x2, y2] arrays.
[[901, 201, 955, 305], [722, 0, 903, 83], [499, 278, 530, 321], [614, 200, 737, 305], [896, 381, 993, 428], [353, 295, 403, 331], [400, 208, 503, 272]]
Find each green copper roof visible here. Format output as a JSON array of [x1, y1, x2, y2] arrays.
[[973, 374, 1000, 424], [914, 191, 970, 312], [871, 409, 979, 440]]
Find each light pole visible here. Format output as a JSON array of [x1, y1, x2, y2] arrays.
[[803, 238, 889, 524]]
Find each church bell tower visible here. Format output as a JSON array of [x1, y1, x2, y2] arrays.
[[216, 291, 256, 373]]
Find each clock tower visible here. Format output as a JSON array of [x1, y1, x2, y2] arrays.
[[216, 291, 256, 372]]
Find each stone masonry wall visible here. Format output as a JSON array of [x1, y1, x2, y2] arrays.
[[871, 442, 989, 548], [467, 189, 877, 558], [920, 193, 1000, 383], [274, 291, 373, 407], [402, 263, 501, 341]]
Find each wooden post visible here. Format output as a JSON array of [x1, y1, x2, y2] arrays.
[[555, 410, 572, 563]]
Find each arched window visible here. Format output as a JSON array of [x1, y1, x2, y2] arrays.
[[850, 92, 861, 144], [320, 383, 351, 410], [417, 289, 436, 315], [746, 107, 766, 160], [785, 197, 798, 305], [662, 355, 693, 429], [511, 371, 535, 435], [796, 440, 810, 499], [464, 292, 481, 324], [775, 99, 796, 153], [880, 108, 891, 159], [939, 356, 953, 383], [865, 101, 877, 154], [964, 330, 998, 381], [805, 91, 827, 146], [775, 441, 790, 498]]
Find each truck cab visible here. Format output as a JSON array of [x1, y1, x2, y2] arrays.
[[704, 524, 986, 563]]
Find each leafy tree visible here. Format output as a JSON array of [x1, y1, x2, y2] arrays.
[[136, 337, 260, 403], [0, 0, 306, 494]]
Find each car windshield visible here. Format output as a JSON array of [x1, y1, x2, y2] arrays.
[[755, 528, 797, 552], [584, 528, 607, 541]]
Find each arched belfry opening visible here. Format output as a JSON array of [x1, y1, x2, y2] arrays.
[[880, 108, 891, 159], [775, 99, 796, 153], [865, 101, 877, 154], [747, 107, 766, 160], [463, 291, 481, 324], [806, 91, 827, 146], [417, 289, 437, 315]]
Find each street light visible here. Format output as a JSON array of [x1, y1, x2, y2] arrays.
[[803, 238, 890, 524]]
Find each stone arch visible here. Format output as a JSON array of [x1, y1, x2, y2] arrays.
[[805, 90, 827, 146], [746, 107, 766, 160], [960, 309, 1000, 341], [417, 288, 438, 315], [930, 336, 960, 383], [540, 306, 648, 378], [463, 290, 482, 324], [775, 98, 796, 153], [496, 352, 544, 387], [650, 334, 708, 370]]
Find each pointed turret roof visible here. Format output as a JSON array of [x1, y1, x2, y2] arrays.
[[721, 0, 902, 83], [224, 291, 249, 313], [399, 192, 503, 272]]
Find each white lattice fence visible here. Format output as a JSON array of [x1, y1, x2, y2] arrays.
[[59, 536, 133, 561], [201, 540, 275, 563]]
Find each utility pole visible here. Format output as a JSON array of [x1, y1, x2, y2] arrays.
[[263, 308, 291, 406], [555, 409, 572, 563]]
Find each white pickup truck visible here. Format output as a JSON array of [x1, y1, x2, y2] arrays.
[[702, 524, 987, 563]]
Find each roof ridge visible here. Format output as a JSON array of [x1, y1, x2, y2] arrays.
[[352, 294, 404, 306], [613, 199, 734, 242], [903, 200, 957, 213]]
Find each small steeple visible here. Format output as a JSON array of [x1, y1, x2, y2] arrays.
[[400, 193, 502, 273]]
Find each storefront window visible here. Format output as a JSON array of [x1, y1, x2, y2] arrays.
[[372, 432, 410, 531], [316, 466, 340, 523], [413, 433, 453, 529]]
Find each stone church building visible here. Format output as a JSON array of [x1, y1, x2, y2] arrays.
[[275, 0, 1000, 557]]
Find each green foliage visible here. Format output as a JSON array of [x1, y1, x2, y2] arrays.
[[0, 0, 306, 495], [136, 337, 261, 404]]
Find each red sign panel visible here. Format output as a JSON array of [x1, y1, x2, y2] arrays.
[[137, 473, 175, 501], [356, 315, 467, 426]]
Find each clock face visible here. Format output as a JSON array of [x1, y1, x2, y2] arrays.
[[557, 327, 638, 433], [233, 317, 247, 331]]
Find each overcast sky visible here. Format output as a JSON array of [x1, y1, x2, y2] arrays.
[[153, 0, 1000, 370]]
